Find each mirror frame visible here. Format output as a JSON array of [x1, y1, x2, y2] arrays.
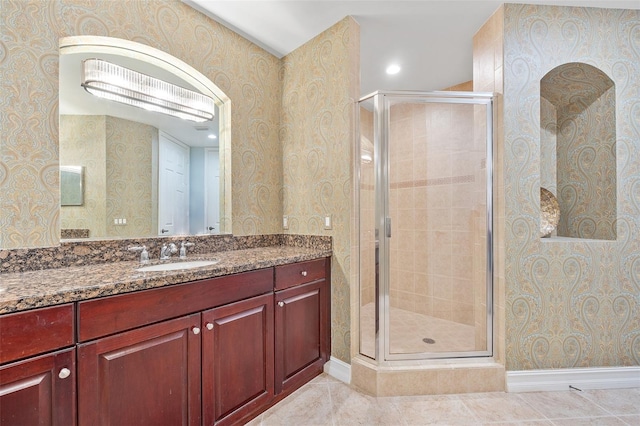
[[59, 36, 232, 238]]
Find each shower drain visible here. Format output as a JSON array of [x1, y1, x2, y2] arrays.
[[422, 338, 436, 344]]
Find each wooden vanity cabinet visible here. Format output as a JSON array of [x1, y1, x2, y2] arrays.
[[77, 313, 202, 426], [274, 258, 330, 395], [0, 304, 76, 426], [1, 257, 330, 426], [202, 293, 274, 426], [76, 268, 275, 426], [0, 349, 76, 426]]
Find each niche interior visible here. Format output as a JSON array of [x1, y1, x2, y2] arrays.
[[540, 62, 616, 240]]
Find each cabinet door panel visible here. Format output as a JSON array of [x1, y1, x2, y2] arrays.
[[78, 314, 201, 426], [202, 293, 273, 426], [0, 348, 76, 426], [275, 279, 328, 394]]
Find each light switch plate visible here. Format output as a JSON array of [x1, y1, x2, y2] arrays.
[[283, 215, 289, 230], [324, 215, 332, 230]]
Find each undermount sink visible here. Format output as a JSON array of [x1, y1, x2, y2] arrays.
[[137, 259, 219, 272]]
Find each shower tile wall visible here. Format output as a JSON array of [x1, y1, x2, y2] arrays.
[[473, 4, 505, 363], [388, 101, 487, 337], [359, 106, 376, 308]]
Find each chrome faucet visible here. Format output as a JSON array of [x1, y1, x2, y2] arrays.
[[160, 243, 178, 260]]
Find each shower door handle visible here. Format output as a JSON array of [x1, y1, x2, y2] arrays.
[[385, 217, 392, 238]]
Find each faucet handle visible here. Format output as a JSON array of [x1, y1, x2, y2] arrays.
[[180, 241, 194, 259], [128, 245, 149, 264]]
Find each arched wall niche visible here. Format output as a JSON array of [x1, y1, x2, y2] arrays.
[[540, 62, 616, 240]]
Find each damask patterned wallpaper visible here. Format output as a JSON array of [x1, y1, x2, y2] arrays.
[[1, 0, 283, 248], [104, 116, 156, 238], [502, 4, 640, 369], [541, 63, 617, 240], [60, 115, 108, 237], [281, 17, 360, 363]]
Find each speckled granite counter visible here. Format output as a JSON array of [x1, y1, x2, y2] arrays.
[[0, 245, 331, 315]]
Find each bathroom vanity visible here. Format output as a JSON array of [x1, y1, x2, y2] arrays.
[[0, 244, 331, 426]]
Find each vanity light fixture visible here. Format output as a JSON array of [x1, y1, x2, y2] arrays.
[[81, 58, 215, 122]]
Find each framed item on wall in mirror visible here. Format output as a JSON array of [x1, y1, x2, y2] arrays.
[[60, 165, 84, 206]]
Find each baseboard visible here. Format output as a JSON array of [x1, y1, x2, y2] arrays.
[[324, 356, 351, 384], [507, 366, 640, 392]]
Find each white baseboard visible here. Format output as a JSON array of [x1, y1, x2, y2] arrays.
[[507, 366, 640, 392], [324, 356, 351, 384]]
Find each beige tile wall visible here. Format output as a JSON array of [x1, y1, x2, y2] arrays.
[[387, 101, 487, 337], [473, 4, 505, 364]]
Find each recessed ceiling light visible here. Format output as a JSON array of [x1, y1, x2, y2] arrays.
[[208, 134, 217, 139], [386, 64, 401, 75]]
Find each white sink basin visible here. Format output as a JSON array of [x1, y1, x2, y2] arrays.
[[137, 260, 218, 272]]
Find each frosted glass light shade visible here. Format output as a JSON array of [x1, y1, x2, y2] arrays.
[[81, 58, 215, 122]]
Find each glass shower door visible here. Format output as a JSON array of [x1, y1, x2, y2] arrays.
[[358, 91, 493, 362], [385, 95, 492, 359]]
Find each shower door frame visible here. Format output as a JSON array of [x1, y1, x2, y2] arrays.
[[360, 90, 495, 362]]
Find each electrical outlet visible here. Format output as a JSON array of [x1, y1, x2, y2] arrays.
[[283, 216, 289, 230]]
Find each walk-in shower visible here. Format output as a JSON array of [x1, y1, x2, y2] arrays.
[[357, 91, 494, 362]]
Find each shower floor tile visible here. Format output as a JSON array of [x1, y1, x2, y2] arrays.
[[360, 303, 479, 355]]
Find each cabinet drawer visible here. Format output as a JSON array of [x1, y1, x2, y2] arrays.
[[274, 258, 326, 290], [0, 304, 75, 365], [78, 268, 273, 341]]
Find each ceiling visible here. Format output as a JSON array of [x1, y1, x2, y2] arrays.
[[184, 0, 640, 96]]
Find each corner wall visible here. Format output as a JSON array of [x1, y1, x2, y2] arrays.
[[281, 17, 360, 363]]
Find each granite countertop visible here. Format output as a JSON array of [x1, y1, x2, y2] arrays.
[[0, 245, 331, 315]]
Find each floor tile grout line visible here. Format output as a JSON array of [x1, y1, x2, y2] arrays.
[[573, 389, 625, 417], [511, 392, 555, 422], [326, 381, 337, 426]]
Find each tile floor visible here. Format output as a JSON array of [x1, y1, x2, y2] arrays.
[[360, 303, 479, 355], [247, 374, 640, 425]]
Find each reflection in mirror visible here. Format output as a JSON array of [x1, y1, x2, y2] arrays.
[[59, 36, 231, 240], [60, 166, 84, 206]]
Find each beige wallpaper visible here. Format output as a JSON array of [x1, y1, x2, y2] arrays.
[[105, 116, 156, 238], [501, 4, 640, 369], [60, 115, 107, 237], [60, 115, 156, 238], [1, 0, 283, 248], [281, 17, 360, 363], [541, 63, 616, 240]]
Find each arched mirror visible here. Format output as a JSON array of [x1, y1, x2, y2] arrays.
[[59, 36, 231, 240]]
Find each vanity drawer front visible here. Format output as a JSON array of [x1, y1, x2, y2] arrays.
[[275, 258, 327, 290], [0, 304, 75, 365], [78, 268, 273, 342]]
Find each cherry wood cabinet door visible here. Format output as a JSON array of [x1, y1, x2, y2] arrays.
[[274, 278, 329, 394], [0, 348, 76, 426], [202, 293, 274, 426], [77, 313, 201, 426]]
